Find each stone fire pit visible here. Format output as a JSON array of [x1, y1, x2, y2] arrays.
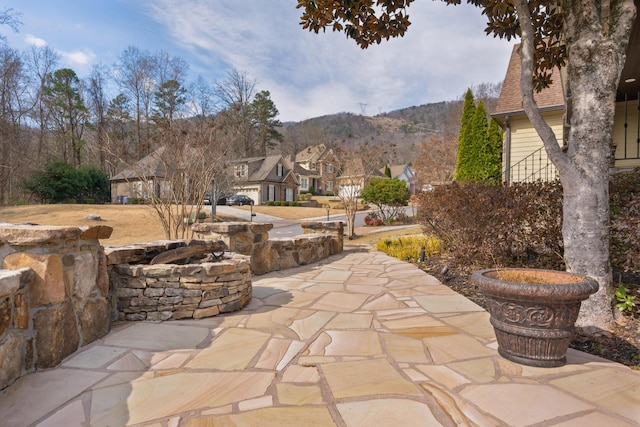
[[105, 240, 252, 321]]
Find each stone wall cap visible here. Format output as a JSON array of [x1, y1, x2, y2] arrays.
[[79, 225, 113, 240], [0, 224, 81, 244]]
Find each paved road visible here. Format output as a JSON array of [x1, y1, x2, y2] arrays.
[[212, 205, 417, 238]]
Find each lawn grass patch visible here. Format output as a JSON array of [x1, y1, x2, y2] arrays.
[[375, 234, 443, 261]]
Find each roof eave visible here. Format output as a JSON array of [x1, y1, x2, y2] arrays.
[[491, 104, 565, 120]]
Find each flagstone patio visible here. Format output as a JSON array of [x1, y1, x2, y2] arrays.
[[1, 249, 638, 426]]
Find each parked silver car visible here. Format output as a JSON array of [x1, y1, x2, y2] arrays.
[[226, 195, 254, 206]]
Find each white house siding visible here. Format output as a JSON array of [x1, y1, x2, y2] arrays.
[[506, 112, 563, 184]]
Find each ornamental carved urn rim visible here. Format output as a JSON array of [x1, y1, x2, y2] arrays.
[[472, 268, 599, 302], [471, 267, 599, 368]]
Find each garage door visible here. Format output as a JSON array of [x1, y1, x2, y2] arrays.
[[238, 187, 260, 205]]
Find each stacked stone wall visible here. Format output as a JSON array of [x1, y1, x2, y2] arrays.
[[0, 224, 112, 391], [0, 220, 343, 391], [105, 245, 252, 321], [192, 221, 344, 275]]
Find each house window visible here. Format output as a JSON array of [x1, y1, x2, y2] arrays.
[[267, 185, 276, 201], [277, 163, 284, 176], [234, 164, 248, 178], [325, 181, 333, 193], [133, 181, 144, 198], [300, 177, 309, 190], [160, 181, 172, 198], [310, 162, 317, 170], [285, 188, 294, 202], [326, 164, 334, 173]]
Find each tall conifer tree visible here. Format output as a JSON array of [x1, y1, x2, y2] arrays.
[[453, 89, 476, 181], [485, 118, 504, 183]]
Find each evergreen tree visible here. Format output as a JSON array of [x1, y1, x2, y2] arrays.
[[43, 68, 88, 166], [454, 89, 477, 182], [249, 90, 283, 156], [152, 79, 187, 128], [454, 94, 503, 184], [469, 101, 489, 179], [485, 118, 504, 183]]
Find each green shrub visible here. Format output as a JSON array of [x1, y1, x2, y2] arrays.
[[25, 161, 111, 204], [265, 201, 275, 206], [375, 235, 443, 261], [361, 177, 410, 223], [8, 198, 28, 205], [614, 285, 637, 312]]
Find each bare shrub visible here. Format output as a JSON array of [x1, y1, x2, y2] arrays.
[[416, 181, 564, 270]]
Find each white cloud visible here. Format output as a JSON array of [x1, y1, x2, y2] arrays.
[[61, 49, 95, 66], [25, 34, 47, 47], [142, 0, 515, 121]]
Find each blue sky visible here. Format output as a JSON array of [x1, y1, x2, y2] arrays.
[[3, 0, 515, 122]]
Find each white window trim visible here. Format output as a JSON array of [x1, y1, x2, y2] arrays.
[[235, 164, 248, 178]]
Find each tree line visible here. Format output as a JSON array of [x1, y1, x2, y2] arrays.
[[0, 21, 282, 204]]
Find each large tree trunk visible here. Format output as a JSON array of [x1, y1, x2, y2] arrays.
[[562, 173, 612, 329], [514, 0, 636, 331]]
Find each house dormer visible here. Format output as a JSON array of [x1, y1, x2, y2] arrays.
[[234, 163, 248, 178]]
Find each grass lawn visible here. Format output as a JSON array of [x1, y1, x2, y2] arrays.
[[0, 203, 421, 246]]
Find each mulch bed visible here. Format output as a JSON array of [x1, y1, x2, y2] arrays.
[[417, 255, 640, 369]]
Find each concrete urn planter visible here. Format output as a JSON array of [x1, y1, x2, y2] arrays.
[[471, 268, 599, 368]]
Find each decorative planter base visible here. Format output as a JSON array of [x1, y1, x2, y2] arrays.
[[472, 268, 599, 368]]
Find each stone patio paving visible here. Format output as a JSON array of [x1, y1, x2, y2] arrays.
[[1, 249, 639, 426]]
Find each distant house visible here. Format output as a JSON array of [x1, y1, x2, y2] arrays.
[[230, 155, 298, 204], [337, 158, 386, 199], [294, 144, 340, 195], [493, 28, 640, 184], [110, 147, 171, 203], [380, 164, 418, 195]]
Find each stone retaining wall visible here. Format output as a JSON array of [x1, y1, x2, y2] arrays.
[[0, 220, 343, 391], [105, 242, 251, 321], [0, 224, 112, 391], [192, 221, 344, 275]]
